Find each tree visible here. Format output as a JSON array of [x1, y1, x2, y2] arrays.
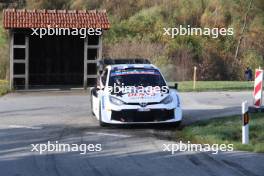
[[234, 0, 253, 61]]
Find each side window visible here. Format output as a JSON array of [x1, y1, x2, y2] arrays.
[[101, 69, 108, 86]]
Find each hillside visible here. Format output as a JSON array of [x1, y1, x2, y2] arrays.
[[0, 0, 264, 81]]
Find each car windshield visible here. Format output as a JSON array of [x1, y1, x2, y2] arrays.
[[109, 68, 166, 87]]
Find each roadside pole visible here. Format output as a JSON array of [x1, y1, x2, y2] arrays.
[[193, 66, 197, 90], [242, 101, 249, 144], [253, 69, 263, 107], [249, 68, 264, 112]]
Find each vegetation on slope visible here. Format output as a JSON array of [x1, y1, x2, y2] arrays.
[[0, 0, 264, 81]]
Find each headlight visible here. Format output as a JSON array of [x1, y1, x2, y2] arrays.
[[109, 96, 125, 105], [161, 95, 173, 104]]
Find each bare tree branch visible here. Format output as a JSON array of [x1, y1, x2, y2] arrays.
[[234, 0, 253, 61]]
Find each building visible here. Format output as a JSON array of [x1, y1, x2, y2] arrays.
[[3, 9, 110, 89]]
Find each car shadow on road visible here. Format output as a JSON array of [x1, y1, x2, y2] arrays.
[[182, 106, 241, 125], [93, 106, 242, 131]]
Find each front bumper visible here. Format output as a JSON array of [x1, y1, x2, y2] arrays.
[[101, 107, 182, 124], [100, 96, 182, 124], [111, 109, 174, 122]]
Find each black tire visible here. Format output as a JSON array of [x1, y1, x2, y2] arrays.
[[90, 94, 95, 116], [99, 120, 108, 127], [174, 121, 181, 127]]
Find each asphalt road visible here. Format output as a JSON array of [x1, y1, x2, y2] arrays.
[[0, 91, 263, 176]]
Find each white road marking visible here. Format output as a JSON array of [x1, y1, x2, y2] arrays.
[[86, 132, 131, 138], [8, 125, 43, 130]]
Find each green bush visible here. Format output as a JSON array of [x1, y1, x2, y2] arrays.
[[0, 17, 8, 80]]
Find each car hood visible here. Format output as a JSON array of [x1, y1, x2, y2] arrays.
[[112, 92, 169, 103]]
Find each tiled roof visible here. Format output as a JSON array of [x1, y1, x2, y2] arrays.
[[3, 9, 110, 29]]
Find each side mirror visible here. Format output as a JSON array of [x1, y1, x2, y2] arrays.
[[169, 83, 178, 90], [91, 87, 98, 97], [174, 83, 178, 90]]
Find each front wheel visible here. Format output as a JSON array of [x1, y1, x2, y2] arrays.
[[99, 120, 108, 127], [173, 121, 181, 127], [90, 95, 95, 116]]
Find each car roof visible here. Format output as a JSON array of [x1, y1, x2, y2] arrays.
[[107, 64, 158, 70]]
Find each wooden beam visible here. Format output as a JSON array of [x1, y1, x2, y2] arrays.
[[98, 35, 102, 81], [87, 60, 97, 64], [87, 75, 97, 78], [13, 45, 26, 48], [98, 35, 102, 61], [83, 37, 88, 89], [86, 45, 100, 49], [9, 31, 14, 90], [25, 35, 29, 90], [14, 60, 26, 63], [13, 74, 26, 78]]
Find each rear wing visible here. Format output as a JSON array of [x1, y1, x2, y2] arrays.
[[98, 58, 151, 73]]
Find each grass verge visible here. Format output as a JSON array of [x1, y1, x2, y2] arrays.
[[168, 81, 254, 92], [176, 113, 264, 153], [0, 80, 9, 96]]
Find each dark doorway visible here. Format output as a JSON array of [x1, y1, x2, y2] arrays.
[[29, 35, 84, 87]]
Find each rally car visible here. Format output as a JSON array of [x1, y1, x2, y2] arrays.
[[90, 58, 182, 126]]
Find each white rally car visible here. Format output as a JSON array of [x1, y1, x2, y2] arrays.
[[90, 59, 182, 126]]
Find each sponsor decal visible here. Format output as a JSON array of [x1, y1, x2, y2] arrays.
[[110, 69, 159, 76]]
